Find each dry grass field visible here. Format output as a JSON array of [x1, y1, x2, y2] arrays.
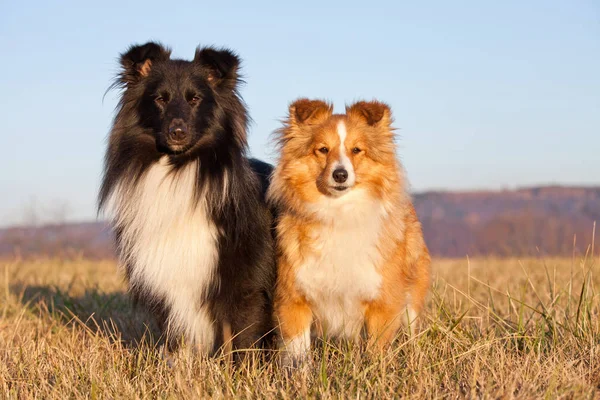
[[1, 254, 599, 399]]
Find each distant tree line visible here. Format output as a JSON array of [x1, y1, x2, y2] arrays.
[[1, 186, 599, 259]]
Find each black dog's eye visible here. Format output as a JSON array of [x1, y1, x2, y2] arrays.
[[352, 147, 362, 154], [318, 147, 329, 154], [189, 96, 201, 105]]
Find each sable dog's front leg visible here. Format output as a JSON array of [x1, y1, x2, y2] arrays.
[[364, 301, 402, 349], [275, 259, 313, 367], [277, 298, 312, 367]]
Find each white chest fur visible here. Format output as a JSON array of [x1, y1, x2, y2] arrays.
[[295, 189, 386, 338], [108, 157, 219, 351]]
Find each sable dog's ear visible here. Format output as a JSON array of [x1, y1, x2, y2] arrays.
[[289, 98, 333, 126], [346, 101, 392, 127], [194, 46, 241, 89], [119, 42, 171, 85]]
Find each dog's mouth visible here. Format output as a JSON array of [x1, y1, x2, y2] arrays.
[[166, 142, 190, 154], [327, 185, 352, 196], [159, 135, 193, 154], [159, 131, 216, 155]]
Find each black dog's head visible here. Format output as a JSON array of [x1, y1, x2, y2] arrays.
[[118, 42, 244, 154]]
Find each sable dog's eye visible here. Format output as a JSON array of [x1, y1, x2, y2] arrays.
[[155, 96, 166, 105], [318, 147, 329, 154], [189, 95, 201, 105], [352, 147, 362, 154]]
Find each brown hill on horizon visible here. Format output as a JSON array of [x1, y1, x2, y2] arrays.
[[415, 186, 600, 257], [1, 186, 599, 258]]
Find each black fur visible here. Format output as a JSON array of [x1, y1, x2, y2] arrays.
[[99, 42, 275, 356]]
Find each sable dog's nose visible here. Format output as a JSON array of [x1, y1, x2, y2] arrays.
[[168, 119, 187, 141], [332, 168, 348, 183]]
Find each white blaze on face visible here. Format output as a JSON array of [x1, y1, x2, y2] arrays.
[[328, 120, 356, 189]]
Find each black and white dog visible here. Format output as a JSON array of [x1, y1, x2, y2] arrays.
[[98, 42, 275, 356]]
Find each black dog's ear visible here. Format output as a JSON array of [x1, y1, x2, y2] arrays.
[[119, 42, 171, 85], [194, 46, 241, 89]]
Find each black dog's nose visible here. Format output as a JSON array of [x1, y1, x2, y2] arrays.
[[169, 128, 186, 141], [168, 119, 187, 141], [332, 168, 348, 183]]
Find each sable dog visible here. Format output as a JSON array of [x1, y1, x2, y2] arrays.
[[268, 99, 430, 365], [99, 42, 275, 357]]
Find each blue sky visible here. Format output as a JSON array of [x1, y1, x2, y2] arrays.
[[1, 0, 599, 226]]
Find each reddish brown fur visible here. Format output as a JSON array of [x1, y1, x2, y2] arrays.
[[268, 99, 431, 355]]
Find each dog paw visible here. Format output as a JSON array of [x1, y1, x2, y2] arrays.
[[280, 352, 309, 371]]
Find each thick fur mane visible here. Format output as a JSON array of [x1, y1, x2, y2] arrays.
[[97, 43, 276, 354], [98, 73, 261, 245]]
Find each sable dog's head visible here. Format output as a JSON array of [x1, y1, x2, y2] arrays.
[[269, 99, 400, 209]]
